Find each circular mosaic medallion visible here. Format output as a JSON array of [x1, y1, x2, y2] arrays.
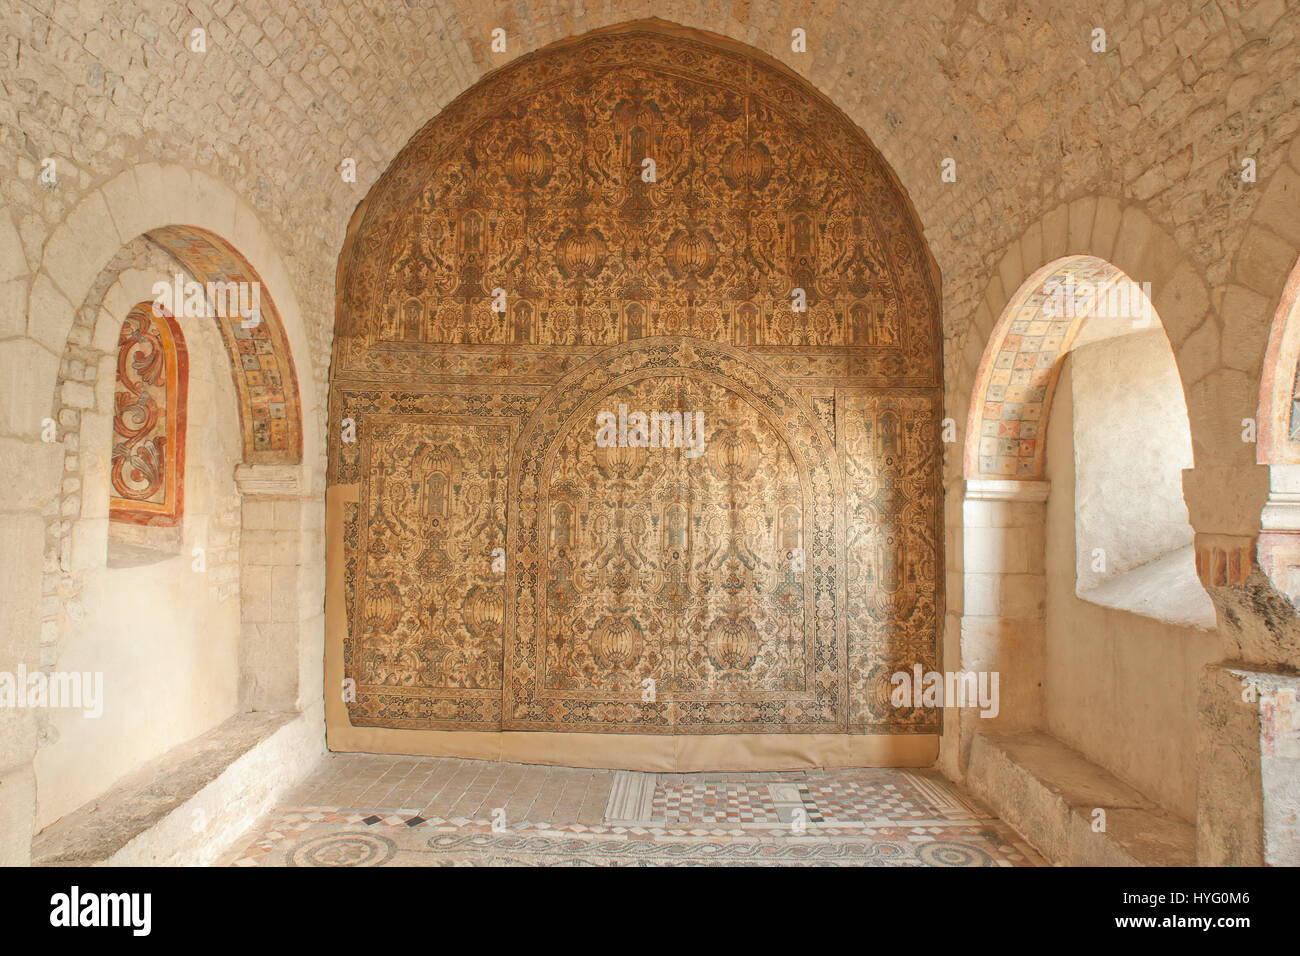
[[288, 831, 397, 867], [916, 840, 995, 867]]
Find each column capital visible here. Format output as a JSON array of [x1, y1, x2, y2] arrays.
[[1182, 463, 1269, 537], [233, 463, 306, 497], [963, 478, 1050, 503]]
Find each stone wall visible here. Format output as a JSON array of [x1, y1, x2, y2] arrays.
[[1, 0, 1298, 863], [1068, 330, 1196, 593], [30, 242, 248, 829]]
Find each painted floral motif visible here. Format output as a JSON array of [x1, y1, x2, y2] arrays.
[[110, 301, 187, 526]]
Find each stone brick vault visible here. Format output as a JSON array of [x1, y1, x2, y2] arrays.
[[0, 1, 1298, 868]]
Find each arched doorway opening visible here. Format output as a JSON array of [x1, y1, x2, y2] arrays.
[[1256, 254, 1300, 603], [31, 218, 307, 837], [961, 253, 1216, 820]]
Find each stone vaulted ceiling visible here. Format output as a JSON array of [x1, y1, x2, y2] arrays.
[[5, 0, 1296, 441]]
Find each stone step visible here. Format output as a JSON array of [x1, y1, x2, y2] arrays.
[[32, 710, 313, 866], [965, 730, 1195, 866]]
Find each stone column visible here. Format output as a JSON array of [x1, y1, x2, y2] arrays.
[[958, 478, 1049, 763], [1186, 461, 1300, 864], [1257, 463, 1300, 604], [234, 464, 320, 713], [1198, 666, 1300, 865]]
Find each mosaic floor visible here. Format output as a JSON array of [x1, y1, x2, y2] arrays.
[[218, 754, 1043, 867]]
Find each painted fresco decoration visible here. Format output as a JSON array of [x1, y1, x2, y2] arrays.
[[110, 300, 188, 526], [330, 25, 943, 737], [1290, 356, 1300, 442], [966, 258, 1123, 479], [147, 225, 304, 465]]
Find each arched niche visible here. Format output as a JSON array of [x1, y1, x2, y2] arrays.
[[959, 252, 1222, 824], [326, 21, 943, 767], [964, 254, 1208, 613]]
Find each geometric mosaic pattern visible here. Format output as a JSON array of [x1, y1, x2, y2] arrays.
[[148, 224, 303, 464], [644, 769, 985, 829], [225, 815, 1037, 866], [218, 755, 1041, 867], [966, 256, 1124, 478]]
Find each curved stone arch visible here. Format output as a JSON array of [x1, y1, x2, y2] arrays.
[[952, 202, 1210, 764], [1256, 259, 1300, 465], [29, 163, 319, 477], [40, 250, 248, 636], [964, 255, 1138, 479], [1241, 152, 1300, 611], [325, 20, 946, 759], [505, 335, 844, 732], [1240, 144, 1300, 467], [72, 255, 244, 537], [144, 226, 302, 465], [959, 199, 1206, 480], [31, 163, 325, 718]]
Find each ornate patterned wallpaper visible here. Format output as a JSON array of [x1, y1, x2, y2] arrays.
[[330, 26, 943, 739]]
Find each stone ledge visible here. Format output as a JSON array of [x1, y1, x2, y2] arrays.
[[1078, 544, 1216, 629], [964, 730, 1195, 866], [32, 710, 317, 866]]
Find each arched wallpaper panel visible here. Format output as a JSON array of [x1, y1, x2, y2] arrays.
[[328, 23, 943, 751]]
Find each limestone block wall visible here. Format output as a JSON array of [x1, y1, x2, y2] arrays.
[[0, 0, 1297, 862], [960, 479, 1049, 738], [0, 0, 1295, 556], [0, 159, 326, 862]]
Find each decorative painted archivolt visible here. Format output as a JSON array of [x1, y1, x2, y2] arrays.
[[109, 300, 188, 526], [329, 22, 943, 753], [147, 225, 303, 465], [964, 256, 1129, 479]]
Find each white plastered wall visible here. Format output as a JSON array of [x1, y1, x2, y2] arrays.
[[1071, 328, 1199, 592], [32, 265, 245, 829], [1043, 351, 1220, 820]]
